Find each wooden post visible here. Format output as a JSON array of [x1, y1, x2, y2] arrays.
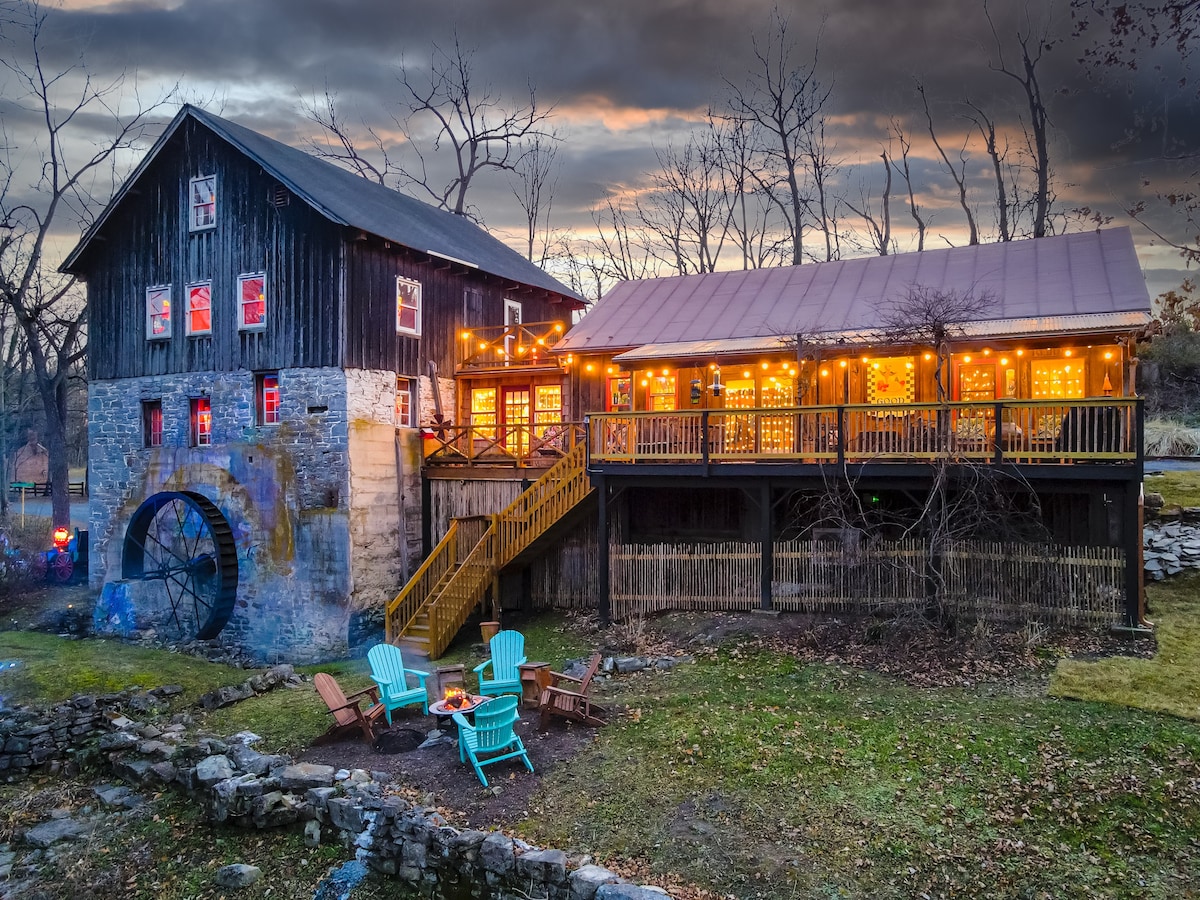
[[597, 475, 610, 625], [759, 481, 773, 611], [421, 474, 432, 558], [1124, 476, 1144, 627]]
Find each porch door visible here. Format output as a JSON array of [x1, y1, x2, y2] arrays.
[[501, 386, 531, 455]]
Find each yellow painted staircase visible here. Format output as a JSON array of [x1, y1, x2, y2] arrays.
[[385, 442, 594, 659]]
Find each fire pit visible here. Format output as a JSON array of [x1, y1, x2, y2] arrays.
[[429, 687, 485, 721]]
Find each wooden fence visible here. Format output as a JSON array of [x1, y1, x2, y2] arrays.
[[530, 535, 1124, 625]]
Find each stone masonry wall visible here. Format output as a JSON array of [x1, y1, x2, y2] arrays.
[[88, 369, 359, 663], [344, 370, 421, 613]]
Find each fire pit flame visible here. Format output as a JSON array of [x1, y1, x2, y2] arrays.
[[442, 686, 470, 710]]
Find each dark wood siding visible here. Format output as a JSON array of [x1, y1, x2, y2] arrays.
[[344, 243, 571, 377], [86, 119, 343, 380]]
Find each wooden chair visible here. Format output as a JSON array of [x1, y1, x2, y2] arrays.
[[453, 694, 534, 787], [474, 630, 526, 697], [313, 672, 385, 745], [538, 652, 606, 729], [367, 643, 431, 724]]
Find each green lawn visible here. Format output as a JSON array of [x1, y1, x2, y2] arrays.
[[1, 609, 1198, 898], [1145, 469, 1200, 508]]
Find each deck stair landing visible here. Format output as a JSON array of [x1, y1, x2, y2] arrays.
[[385, 442, 592, 659]]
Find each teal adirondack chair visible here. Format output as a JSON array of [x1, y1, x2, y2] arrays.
[[367, 643, 431, 724], [453, 694, 534, 787], [473, 630, 526, 697]]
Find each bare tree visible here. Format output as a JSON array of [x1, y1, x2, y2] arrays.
[[308, 35, 552, 220], [724, 9, 832, 265], [964, 100, 1017, 241], [711, 112, 787, 269], [917, 82, 980, 246], [985, 1, 1057, 239], [889, 119, 929, 252], [874, 285, 993, 401], [800, 110, 843, 261], [635, 127, 733, 275], [0, 0, 172, 528], [510, 130, 560, 264], [844, 151, 893, 256]]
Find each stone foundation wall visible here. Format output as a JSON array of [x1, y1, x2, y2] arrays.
[[88, 369, 365, 663]]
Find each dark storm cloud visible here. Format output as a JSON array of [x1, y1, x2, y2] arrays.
[[16, 0, 1193, 292]]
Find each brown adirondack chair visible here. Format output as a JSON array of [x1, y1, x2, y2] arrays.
[[538, 653, 606, 729], [314, 672, 386, 745]]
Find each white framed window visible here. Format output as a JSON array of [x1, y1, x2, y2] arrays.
[[186, 281, 212, 336], [395, 376, 414, 427], [238, 273, 266, 330], [190, 397, 212, 447], [189, 175, 216, 232], [146, 284, 172, 339], [504, 298, 522, 358], [396, 276, 422, 336], [256, 372, 280, 425]]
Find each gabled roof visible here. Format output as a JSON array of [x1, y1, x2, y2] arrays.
[[557, 228, 1150, 353], [62, 105, 583, 305]]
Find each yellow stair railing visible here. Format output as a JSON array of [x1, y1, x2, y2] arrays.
[[495, 442, 590, 567], [387, 441, 593, 658]]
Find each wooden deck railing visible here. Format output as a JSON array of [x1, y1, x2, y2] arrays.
[[457, 320, 568, 369], [423, 422, 586, 468], [588, 399, 1142, 466]]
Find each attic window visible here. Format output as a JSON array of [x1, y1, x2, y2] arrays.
[[189, 175, 216, 232], [270, 185, 290, 207]]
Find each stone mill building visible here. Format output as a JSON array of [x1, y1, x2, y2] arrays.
[[61, 105, 583, 662]]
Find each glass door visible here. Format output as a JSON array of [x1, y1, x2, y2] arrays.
[[501, 386, 531, 455]]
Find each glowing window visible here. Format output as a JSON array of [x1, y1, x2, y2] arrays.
[[395, 376, 414, 427], [471, 387, 496, 439], [648, 374, 676, 411], [238, 273, 266, 329], [1031, 359, 1085, 399], [397, 276, 422, 336], [142, 400, 163, 448], [256, 373, 280, 426], [186, 282, 212, 336], [190, 397, 212, 447]]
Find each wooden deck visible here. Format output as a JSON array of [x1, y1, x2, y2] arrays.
[[587, 399, 1142, 468]]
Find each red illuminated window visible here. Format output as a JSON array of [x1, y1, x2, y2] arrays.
[[146, 285, 171, 339], [239, 273, 266, 329], [190, 397, 212, 447], [189, 175, 216, 232], [186, 281, 212, 336], [142, 400, 163, 448], [396, 276, 421, 336], [256, 372, 280, 425]]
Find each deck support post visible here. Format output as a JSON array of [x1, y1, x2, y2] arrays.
[[759, 481, 773, 611], [421, 474, 432, 558], [597, 474, 611, 626], [1123, 476, 1144, 627]]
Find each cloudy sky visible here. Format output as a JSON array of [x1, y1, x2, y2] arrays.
[[7, 0, 1198, 300]]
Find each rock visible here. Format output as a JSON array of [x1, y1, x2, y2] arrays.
[[614, 657, 648, 674], [304, 819, 322, 848], [596, 885, 670, 899], [195, 755, 236, 786], [215, 863, 262, 889], [516, 848, 567, 885], [278, 763, 336, 792], [480, 832, 514, 874], [93, 785, 131, 807], [570, 864, 623, 900], [24, 818, 87, 848]]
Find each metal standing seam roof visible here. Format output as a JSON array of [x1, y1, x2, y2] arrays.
[[62, 105, 584, 306], [557, 228, 1151, 353]]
